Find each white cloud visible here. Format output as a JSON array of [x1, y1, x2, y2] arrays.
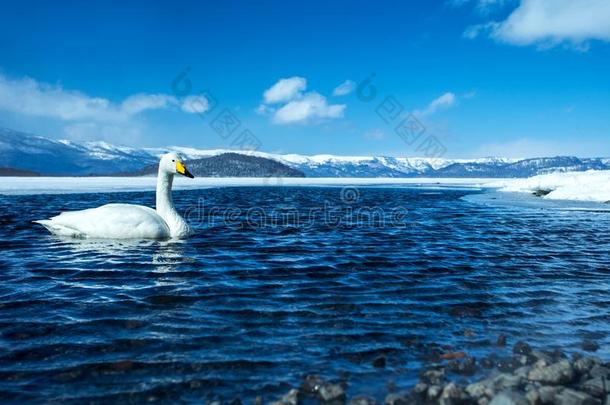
[[259, 76, 346, 125], [0, 73, 207, 123], [181, 95, 210, 113], [332, 80, 355, 96], [273, 92, 345, 124], [465, 0, 610, 49], [0, 73, 209, 144], [0, 74, 122, 121], [463, 23, 494, 39], [262, 76, 306, 104], [121, 93, 177, 115], [415, 92, 457, 117], [256, 104, 274, 115]]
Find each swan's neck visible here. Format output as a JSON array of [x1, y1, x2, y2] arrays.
[[156, 170, 191, 238]]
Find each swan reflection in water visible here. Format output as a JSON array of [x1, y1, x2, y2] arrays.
[[49, 237, 197, 287]]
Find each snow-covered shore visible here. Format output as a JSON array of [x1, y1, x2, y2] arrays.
[[1, 171, 609, 204], [0, 176, 498, 195], [489, 170, 610, 203]]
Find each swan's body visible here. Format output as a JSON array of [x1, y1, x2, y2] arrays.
[[35, 153, 194, 240], [35, 204, 171, 239]]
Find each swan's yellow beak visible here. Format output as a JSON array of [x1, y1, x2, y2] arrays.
[[176, 161, 194, 178]]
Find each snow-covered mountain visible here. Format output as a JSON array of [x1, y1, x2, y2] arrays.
[[2, 128, 609, 177], [0, 128, 157, 175]]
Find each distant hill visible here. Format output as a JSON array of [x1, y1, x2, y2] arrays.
[[2, 127, 610, 178], [432, 156, 610, 178], [0, 128, 157, 175], [131, 153, 305, 178], [0, 167, 40, 176]]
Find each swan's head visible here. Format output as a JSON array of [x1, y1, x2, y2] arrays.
[[159, 152, 194, 178]]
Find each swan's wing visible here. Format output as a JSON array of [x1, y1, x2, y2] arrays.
[[34, 219, 86, 238], [35, 204, 171, 239]]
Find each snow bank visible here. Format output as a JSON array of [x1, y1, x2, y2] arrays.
[[4, 171, 608, 203], [0, 177, 498, 195], [488, 170, 610, 203]]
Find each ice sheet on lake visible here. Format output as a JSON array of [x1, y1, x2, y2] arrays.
[[488, 170, 610, 203], [4, 172, 609, 204], [0, 177, 500, 195], [464, 190, 610, 213]]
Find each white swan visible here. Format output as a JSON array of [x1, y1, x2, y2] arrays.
[[35, 152, 195, 239]]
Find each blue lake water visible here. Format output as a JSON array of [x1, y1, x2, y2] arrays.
[[1, 186, 610, 403]]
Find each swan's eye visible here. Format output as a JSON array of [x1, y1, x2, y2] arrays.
[[172, 159, 175, 162]]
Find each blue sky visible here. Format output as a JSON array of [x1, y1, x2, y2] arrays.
[[0, 0, 609, 158]]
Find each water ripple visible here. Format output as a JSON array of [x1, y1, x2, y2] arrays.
[[0, 187, 609, 402]]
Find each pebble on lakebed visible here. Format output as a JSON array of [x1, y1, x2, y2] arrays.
[[266, 340, 609, 405]]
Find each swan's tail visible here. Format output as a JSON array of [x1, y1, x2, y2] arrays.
[[33, 220, 85, 238]]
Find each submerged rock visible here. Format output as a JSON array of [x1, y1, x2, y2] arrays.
[[421, 368, 446, 385], [513, 342, 533, 356], [413, 382, 428, 395], [439, 382, 468, 404], [528, 360, 574, 385], [466, 379, 493, 400], [283, 344, 610, 405], [530, 350, 553, 366], [498, 357, 522, 373], [318, 383, 346, 404], [588, 365, 610, 379], [301, 375, 324, 394], [497, 335, 508, 347], [372, 356, 386, 368], [269, 389, 300, 405], [574, 357, 597, 376], [525, 387, 540, 405], [582, 341, 600, 353], [348, 395, 377, 405], [481, 357, 495, 369], [441, 352, 467, 361], [489, 390, 528, 405], [554, 388, 600, 405], [427, 385, 442, 401], [384, 391, 410, 405], [495, 374, 524, 391], [538, 386, 562, 403], [514, 366, 532, 379], [581, 377, 608, 399], [447, 356, 477, 376]]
